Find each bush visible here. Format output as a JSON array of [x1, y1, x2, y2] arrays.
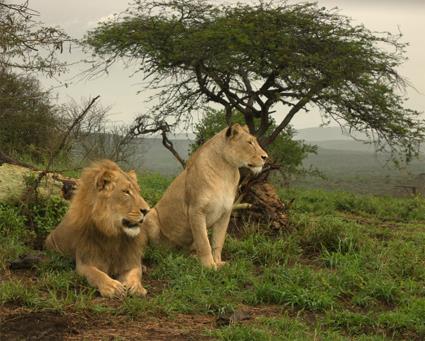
[[0, 69, 63, 162]]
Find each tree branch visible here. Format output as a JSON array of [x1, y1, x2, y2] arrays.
[[264, 85, 325, 146], [131, 116, 186, 169], [161, 129, 186, 168]]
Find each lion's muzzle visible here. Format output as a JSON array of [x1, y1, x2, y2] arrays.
[[122, 219, 141, 228]]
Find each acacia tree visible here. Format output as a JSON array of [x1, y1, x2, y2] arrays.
[[85, 0, 423, 162]]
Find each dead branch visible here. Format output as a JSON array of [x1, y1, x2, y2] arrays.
[[0, 150, 36, 169], [232, 203, 253, 210], [29, 95, 100, 198]]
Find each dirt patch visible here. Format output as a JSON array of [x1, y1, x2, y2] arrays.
[[0, 306, 215, 341], [0, 311, 77, 340], [72, 314, 214, 341]]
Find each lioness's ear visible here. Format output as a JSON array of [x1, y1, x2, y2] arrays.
[[128, 170, 138, 182], [226, 123, 242, 139], [241, 125, 249, 133], [96, 170, 113, 191]]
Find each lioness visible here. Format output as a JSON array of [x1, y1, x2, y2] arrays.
[[45, 160, 150, 298], [143, 124, 268, 269]]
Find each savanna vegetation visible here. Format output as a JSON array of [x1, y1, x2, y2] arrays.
[[1, 0, 425, 339], [1, 173, 425, 339]]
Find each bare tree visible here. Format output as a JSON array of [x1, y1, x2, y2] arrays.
[[60, 99, 137, 165], [0, 0, 71, 75]]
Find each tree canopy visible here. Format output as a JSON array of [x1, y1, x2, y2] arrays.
[[85, 0, 424, 160]]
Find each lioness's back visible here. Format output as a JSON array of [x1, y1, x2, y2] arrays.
[[153, 171, 192, 246]]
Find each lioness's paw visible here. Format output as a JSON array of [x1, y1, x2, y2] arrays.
[[215, 261, 227, 269], [99, 279, 126, 298], [199, 255, 217, 270], [125, 281, 148, 297]]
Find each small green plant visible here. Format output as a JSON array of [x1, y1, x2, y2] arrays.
[[30, 196, 69, 236], [0, 204, 31, 268]]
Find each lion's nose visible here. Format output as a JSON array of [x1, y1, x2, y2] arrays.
[[140, 208, 150, 215], [261, 154, 268, 161]]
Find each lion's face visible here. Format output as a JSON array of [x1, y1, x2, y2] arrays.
[[93, 167, 150, 238], [224, 124, 268, 174]]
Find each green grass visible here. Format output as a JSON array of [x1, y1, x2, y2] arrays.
[[0, 175, 424, 339], [138, 172, 173, 206]]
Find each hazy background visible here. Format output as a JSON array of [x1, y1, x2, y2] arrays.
[[22, 1, 425, 196]]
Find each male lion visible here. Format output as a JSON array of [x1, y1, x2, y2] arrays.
[[45, 160, 150, 298], [143, 124, 268, 269]]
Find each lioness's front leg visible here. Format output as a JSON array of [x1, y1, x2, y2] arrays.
[[119, 267, 147, 296], [212, 211, 232, 268], [188, 208, 216, 269], [76, 259, 125, 298]]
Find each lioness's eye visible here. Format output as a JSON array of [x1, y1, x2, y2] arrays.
[[123, 189, 131, 195]]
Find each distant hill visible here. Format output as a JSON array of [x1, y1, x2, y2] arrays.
[[294, 126, 366, 142], [129, 127, 425, 196], [310, 140, 376, 153], [133, 138, 191, 175]]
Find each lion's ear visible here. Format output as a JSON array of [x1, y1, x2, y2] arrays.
[[128, 170, 138, 182], [226, 123, 242, 139], [96, 170, 113, 191], [241, 125, 249, 133]]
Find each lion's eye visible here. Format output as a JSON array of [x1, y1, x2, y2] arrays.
[[123, 189, 131, 195]]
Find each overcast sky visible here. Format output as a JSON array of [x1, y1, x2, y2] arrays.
[[29, 0, 425, 131]]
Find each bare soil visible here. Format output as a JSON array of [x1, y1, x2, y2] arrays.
[[0, 306, 215, 340]]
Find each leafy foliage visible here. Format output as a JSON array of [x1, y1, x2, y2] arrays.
[[0, 204, 30, 269], [0, 69, 64, 162], [86, 0, 423, 161]]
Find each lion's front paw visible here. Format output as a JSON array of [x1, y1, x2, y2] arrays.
[[98, 279, 126, 298], [199, 255, 217, 270], [125, 280, 148, 297]]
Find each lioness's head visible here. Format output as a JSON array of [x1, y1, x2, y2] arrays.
[[77, 160, 150, 238], [223, 124, 268, 174]]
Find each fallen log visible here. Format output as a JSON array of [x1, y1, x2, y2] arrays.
[[0, 163, 77, 204]]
